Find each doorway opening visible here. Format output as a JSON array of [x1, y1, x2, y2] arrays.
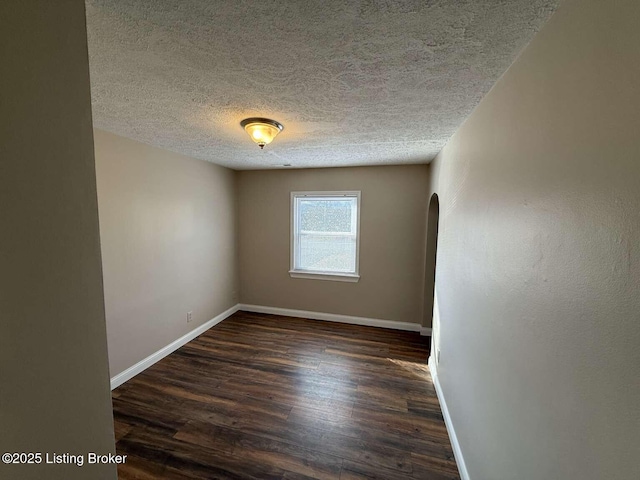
[[423, 193, 439, 328]]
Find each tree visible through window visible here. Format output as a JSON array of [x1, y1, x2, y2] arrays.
[[290, 192, 360, 280]]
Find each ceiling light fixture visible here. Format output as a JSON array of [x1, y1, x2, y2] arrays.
[[240, 117, 284, 149]]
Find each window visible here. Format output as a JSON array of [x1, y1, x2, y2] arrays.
[[290, 191, 361, 282]]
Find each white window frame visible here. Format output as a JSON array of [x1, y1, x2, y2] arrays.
[[289, 191, 361, 282]]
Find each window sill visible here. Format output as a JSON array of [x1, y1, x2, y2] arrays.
[[288, 270, 360, 283]]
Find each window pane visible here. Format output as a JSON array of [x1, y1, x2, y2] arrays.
[[293, 195, 358, 275], [298, 233, 356, 272], [299, 199, 354, 233]]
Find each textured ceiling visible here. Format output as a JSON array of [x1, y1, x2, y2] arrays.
[[86, 0, 558, 170]]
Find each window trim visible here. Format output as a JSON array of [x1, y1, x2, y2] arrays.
[[289, 191, 361, 282]]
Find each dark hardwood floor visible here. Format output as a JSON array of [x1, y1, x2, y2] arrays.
[[112, 311, 460, 480]]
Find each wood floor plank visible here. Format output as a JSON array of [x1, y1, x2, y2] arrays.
[[410, 451, 461, 479], [112, 311, 459, 479], [114, 419, 135, 442], [230, 432, 343, 480], [339, 459, 416, 480]]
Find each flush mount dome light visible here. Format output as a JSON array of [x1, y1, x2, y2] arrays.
[[240, 117, 284, 149]]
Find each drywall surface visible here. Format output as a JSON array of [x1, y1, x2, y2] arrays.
[[95, 129, 238, 377], [0, 2, 116, 479], [429, 0, 640, 478], [238, 165, 429, 324]]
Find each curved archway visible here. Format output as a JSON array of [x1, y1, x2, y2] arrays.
[[423, 193, 439, 328]]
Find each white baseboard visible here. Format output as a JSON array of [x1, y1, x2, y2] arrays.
[[110, 304, 239, 390], [428, 356, 470, 480], [420, 326, 432, 336], [238, 303, 430, 333]]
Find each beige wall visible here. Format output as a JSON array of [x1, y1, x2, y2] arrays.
[[0, 2, 116, 479], [95, 130, 238, 378], [429, 0, 640, 478], [238, 165, 429, 324]]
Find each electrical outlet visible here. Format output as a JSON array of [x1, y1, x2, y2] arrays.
[[186, 311, 193, 323]]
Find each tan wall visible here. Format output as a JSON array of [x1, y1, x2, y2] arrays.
[[94, 130, 238, 378], [429, 0, 640, 478], [238, 165, 429, 324], [0, 2, 116, 479]]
